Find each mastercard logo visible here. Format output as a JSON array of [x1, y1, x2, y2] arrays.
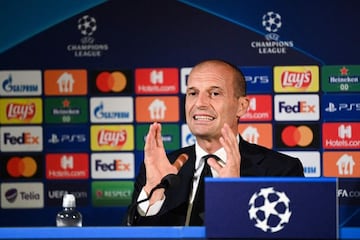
[[7, 157, 37, 177], [96, 71, 127, 92], [281, 125, 313, 147]]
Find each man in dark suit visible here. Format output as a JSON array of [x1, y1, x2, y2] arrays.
[[125, 59, 304, 226]]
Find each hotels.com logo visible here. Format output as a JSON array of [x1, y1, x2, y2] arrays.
[[135, 68, 179, 95], [322, 122, 360, 149], [46, 153, 89, 180], [240, 95, 272, 121], [281, 70, 312, 88]]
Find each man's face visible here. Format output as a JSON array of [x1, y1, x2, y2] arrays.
[[185, 63, 243, 140]]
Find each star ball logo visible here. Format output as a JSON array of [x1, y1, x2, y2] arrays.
[[248, 187, 292, 233], [67, 15, 109, 57], [251, 11, 294, 54]]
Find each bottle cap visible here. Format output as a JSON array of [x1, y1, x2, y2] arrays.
[[62, 193, 76, 207]]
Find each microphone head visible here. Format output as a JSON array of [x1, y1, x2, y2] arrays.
[[160, 174, 180, 189]]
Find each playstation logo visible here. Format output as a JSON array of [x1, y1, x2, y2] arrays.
[[48, 134, 60, 144], [325, 102, 337, 112]]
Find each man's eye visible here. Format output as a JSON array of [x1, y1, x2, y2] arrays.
[[210, 91, 220, 97], [187, 91, 197, 96]]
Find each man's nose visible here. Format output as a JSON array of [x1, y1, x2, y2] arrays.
[[195, 92, 210, 106]]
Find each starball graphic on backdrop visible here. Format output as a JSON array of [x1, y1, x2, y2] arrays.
[[66, 15, 109, 57]]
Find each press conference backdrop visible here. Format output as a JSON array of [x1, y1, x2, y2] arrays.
[[0, 0, 359, 228]]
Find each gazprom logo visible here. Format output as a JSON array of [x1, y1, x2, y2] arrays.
[[0, 71, 42, 96], [90, 97, 133, 123]]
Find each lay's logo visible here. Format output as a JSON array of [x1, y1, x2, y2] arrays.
[[0, 98, 42, 124], [274, 66, 319, 92], [91, 125, 134, 151]]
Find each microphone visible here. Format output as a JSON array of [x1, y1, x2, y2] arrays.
[[126, 174, 180, 226], [126, 153, 188, 226]]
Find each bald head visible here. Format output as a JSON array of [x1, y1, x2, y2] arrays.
[[190, 59, 247, 98]]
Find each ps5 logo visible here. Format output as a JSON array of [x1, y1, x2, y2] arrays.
[[48, 134, 86, 144], [325, 102, 360, 112], [245, 75, 269, 84]]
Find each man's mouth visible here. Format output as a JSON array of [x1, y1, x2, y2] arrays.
[[193, 115, 215, 121]]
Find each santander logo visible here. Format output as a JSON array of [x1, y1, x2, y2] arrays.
[[281, 70, 312, 88], [6, 103, 36, 120], [97, 129, 127, 147]]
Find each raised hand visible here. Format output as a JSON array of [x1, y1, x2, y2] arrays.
[[207, 123, 241, 177]]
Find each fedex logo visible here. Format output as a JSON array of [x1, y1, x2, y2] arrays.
[[91, 153, 134, 179], [278, 101, 316, 113], [274, 94, 319, 121], [0, 126, 43, 152]]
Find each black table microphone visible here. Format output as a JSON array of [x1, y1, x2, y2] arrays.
[[126, 174, 180, 226]]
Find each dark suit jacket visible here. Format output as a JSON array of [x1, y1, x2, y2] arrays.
[[125, 136, 304, 226]]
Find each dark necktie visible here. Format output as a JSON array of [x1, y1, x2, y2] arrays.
[[189, 154, 221, 226]]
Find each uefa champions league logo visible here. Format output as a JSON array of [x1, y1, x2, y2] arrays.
[[67, 15, 109, 57], [248, 187, 292, 233], [262, 11, 282, 41], [78, 15, 97, 36]]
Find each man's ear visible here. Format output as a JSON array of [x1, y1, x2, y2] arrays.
[[236, 96, 249, 118]]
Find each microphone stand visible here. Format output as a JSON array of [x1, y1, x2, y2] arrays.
[[126, 174, 179, 226]]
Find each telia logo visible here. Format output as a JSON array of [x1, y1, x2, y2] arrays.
[[1, 182, 44, 209], [274, 94, 319, 121]]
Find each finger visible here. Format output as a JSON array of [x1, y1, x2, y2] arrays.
[[172, 153, 189, 171], [155, 122, 165, 148], [207, 158, 223, 172], [144, 123, 156, 150]]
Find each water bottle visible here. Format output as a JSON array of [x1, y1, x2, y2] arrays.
[[56, 193, 82, 227]]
